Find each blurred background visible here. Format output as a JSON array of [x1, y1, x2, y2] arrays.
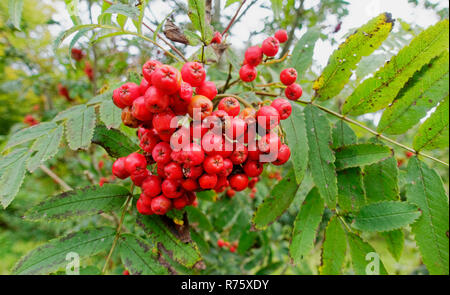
[[0, 0, 448, 275]]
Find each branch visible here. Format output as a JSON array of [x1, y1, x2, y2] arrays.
[[222, 0, 247, 36], [39, 165, 72, 191]]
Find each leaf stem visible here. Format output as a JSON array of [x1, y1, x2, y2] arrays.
[[261, 52, 290, 65], [102, 184, 134, 274], [222, 0, 247, 36]]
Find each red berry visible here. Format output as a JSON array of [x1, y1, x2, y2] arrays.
[[179, 82, 193, 102], [285, 83, 303, 101], [181, 62, 206, 87], [230, 146, 248, 165], [144, 86, 170, 113], [226, 189, 236, 198], [218, 97, 240, 117], [136, 197, 154, 215], [244, 46, 263, 67], [229, 174, 249, 192], [152, 110, 176, 135], [214, 176, 229, 192], [132, 96, 153, 121], [151, 65, 182, 94], [262, 37, 280, 57], [99, 177, 107, 187], [229, 246, 237, 253], [114, 83, 141, 106], [271, 98, 292, 120], [141, 175, 162, 198], [98, 160, 105, 170], [71, 48, 85, 61], [248, 142, 262, 161], [203, 155, 225, 174], [157, 163, 167, 178], [173, 195, 189, 210], [182, 179, 199, 191], [280, 68, 297, 85], [210, 32, 222, 44], [162, 179, 184, 198], [405, 151, 414, 158], [181, 143, 205, 167], [123, 270, 130, 275], [243, 160, 264, 177], [142, 60, 162, 83], [219, 158, 233, 177], [139, 78, 151, 95], [130, 169, 149, 186], [217, 239, 225, 248], [196, 81, 217, 100], [151, 195, 172, 215], [239, 65, 257, 82], [112, 157, 130, 179], [273, 144, 291, 165], [259, 132, 281, 154], [125, 152, 147, 175], [199, 174, 218, 189], [164, 162, 183, 180], [183, 165, 203, 179], [225, 117, 247, 139], [152, 142, 172, 164], [170, 127, 191, 151], [274, 29, 288, 43], [139, 131, 160, 153], [256, 105, 280, 130], [188, 95, 214, 120]]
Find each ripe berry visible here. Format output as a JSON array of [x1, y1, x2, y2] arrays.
[[243, 160, 264, 177], [144, 86, 170, 113], [142, 60, 162, 82], [170, 127, 191, 151], [199, 173, 218, 189], [218, 97, 240, 117], [225, 117, 247, 139], [182, 179, 199, 191], [217, 239, 226, 248], [123, 270, 130, 275], [162, 179, 184, 198], [259, 132, 281, 154], [256, 105, 280, 130], [203, 155, 225, 174], [405, 151, 414, 158], [130, 169, 149, 186], [188, 95, 214, 120], [196, 81, 218, 100], [125, 152, 147, 175], [151, 65, 182, 94], [152, 142, 172, 164], [121, 106, 140, 128], [248, 142, 262, 161], [153, 110, 176, 135], [280, 68, 297, 86], [115, 83, 141, 106], [239, 65, 257, 82], [141, 175, 162, 198], [219, 158, 233, 177], [183, 165, 203, 179], [181, 62, 206, 87], [274, 29, 288, 43], [173, 195, 189, 210], [71, 48, 85, 61], [164, 162, 183, 180], [179, 82, 193, 102], [181, 143, 205, 167], [226, 189, 236, 198], [262, 37, 280, 57], [229, 245, 237, 253], [211, 32, 222, 44], [151, 195, 172, 215], [132, 96, 153, 121], [274, 144, 291, 165], [229, 174, 249, 192], [271, 98, 292, 120], [244, 46, 263, 67], [214, 176, 229, 192], [285, 83, 303, 101], [139, 131, 160, 153], [139, 78, 151, 96], [112, 157, 130, 179], [230, 146, 248, 165], [137, 197, 154, 215]]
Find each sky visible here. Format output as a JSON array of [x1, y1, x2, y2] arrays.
[[46, 0, 448, 68]]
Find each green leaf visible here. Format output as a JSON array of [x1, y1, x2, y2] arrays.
[[118, 233, 169, 275], [184, 30, 202, 46], [186, 206, 213, 231], [320, 216, 347, 275], [378, 52, 449, 135], [304, 104, 337, 208], [332, 121, 357, 149], [153, 12, 172, 42], [334, 144, 393, 171], [53, 105, 87, 122], [24, 184, 130, 221], [0, 149, 29, 208], [68, 28, 90, 67], [252, 170, 299, 230], [343, 19, 449, 115], [313, 13, 394, 101], [225, 0, 240, 7], [364, 156, 399, 204], [64, 0, 81, 25], [406, 157, 449, 275], [87, 82, 123, 105], [27, 125, 63, 173], [347, 233, 388, 275], [353, 201, 421, 232], [13, 228, 115, 275], [4, 122, 58, 150], [92, 125, 139, 158], [281, 103, 308, 183], [381, 230, 404, 261], [270, 0, 283, 20], [188, 0, 208, 41], [290, 187, 325, 264], [132, 0, 148, 34], [99, 100, 122, 129], [65, 106, 96, 150], [137, 215, 202, 268], [53, 24, 100, 52], [337, 167, 366, 213], [413, 96, 449, 151], [8, 0, 24, 30], [117, 14, 128, 29], [289, 28, 321, 78], [103, 3, 139, 20]]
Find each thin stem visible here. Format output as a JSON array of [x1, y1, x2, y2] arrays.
[[335, 209, 353, 233], [261, 52, 290, 65], [255, 82, 285, 88], [216, 93, 253, 109], [102, 184, 135, 274], [220, 64, 233, 93], [222, 0, 247, 36], [40, 165, 72, 191]]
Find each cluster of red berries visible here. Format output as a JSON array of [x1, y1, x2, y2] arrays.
[[217, 239, 238, 253], [23, 114, 39, 126], [111, 54, 293, 216]]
